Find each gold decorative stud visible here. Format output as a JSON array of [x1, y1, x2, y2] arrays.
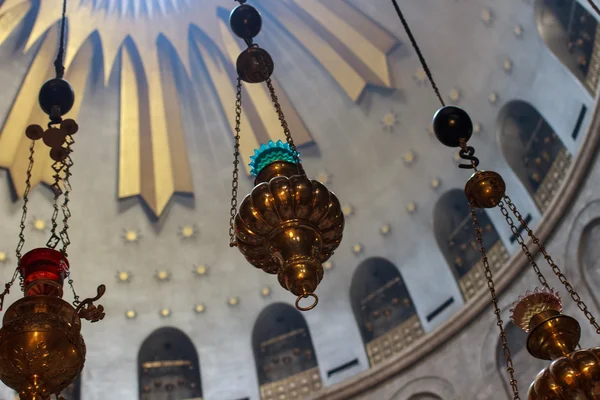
[[342, 205, 354, 217], [414, 67, 427, 85], [194, 304, 206, 314], [514, 25, 523, 38], [454, 151, 462, 161], [116, 271, 132, 283], [31, 218, 47, 232], [449, 88, 461, 103], [380, 224, 392, 236], [407, 202, 417, 214], [323, 261, 334, 271], [0, 251, 7, 265], [403, 151, 416, 166], [315, 171, 331, 185], [261, 287, 271, 297], [178, 224, 198, 240], [125, 310, 137, 319], [122, 229, 141, 243], [155, 270, 171, 282], [228, 297, 239, 307], [488, 92, 499, 105], [503, 58, 513, 73], [160, 308, 171, 318], [473, 123, 482, 134], [381, 111, 399, 132], [431, 178, 441, 190], [481, 9, 493, 25], [193, 264, 208, 276], [352, 243, 364, 255]]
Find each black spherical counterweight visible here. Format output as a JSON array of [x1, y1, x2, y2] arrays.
[[38, 78, 75, 117], [432, 106, 473, 147], [230, 4, 262, 40]]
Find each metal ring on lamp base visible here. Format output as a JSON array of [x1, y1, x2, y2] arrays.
[[295, 293, 318, 311]]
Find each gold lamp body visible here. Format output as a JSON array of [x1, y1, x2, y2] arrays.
[[511, 288, 600, 399], [235, 161, 344, 307], [0, 296, 85, 399], [0, 248, 105, 400]]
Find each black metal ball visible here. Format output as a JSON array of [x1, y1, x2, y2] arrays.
[[38, 78, 75, 117], [236, 47, 274, 83], [432, 106, 473, 147], [230, 4, 262, 40]]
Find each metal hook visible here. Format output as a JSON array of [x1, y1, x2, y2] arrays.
[[458, 145, 480, 170]]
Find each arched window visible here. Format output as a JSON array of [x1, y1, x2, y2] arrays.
[[60, 375, 81, 400], [496, 323, 546, 396], [535, 0, 599, 93], [138, 327, 202, 400], [579, 218, 600, 293], [350, 257, 424, 367], [498, 100, 571, 213], [252, 303, 321, 400], [434, 190, 508, 300]]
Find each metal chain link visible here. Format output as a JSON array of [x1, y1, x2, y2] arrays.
[[60, 135, 79, 305], [264, 78, 306, 177], [47, 160, 64, 249], [498, 201, 550, 291], [229, 78, 243, 248], [16, 140, 36, 263], [469, 202, 521, 399], [503, 195, 600, 334], [13, 139, 37, 293]]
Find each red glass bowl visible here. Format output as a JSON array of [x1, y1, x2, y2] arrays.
[[19, 248, 69, 296]]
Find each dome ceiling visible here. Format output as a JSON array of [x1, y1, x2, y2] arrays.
[[0, 0, 596, 398]]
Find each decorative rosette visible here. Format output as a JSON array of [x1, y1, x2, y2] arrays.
[[249, 140, 300, 176], [510, 287, 562, 332]]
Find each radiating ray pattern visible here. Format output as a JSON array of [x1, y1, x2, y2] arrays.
[[0, 0, 398, 218]]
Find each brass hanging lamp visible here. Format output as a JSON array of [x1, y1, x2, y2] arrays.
[[227, 0, 345, 311], [0, 0, 106, 398], [389, 0, 600, 398]]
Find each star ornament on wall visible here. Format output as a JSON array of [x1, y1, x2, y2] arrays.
[[381, 111, 399, 132], [0, 0, 400, 219]]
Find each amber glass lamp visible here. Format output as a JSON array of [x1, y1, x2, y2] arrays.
[[0, 0, 105, 398], [226, 1, 345, 311]]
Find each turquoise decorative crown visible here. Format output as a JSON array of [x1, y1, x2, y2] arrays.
[[249, 140, 300, 176]]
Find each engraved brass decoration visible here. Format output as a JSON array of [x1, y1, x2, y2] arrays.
[[510, 288, 600, 399], [0, 0, 397, 217], [234, 160, 344, 310]]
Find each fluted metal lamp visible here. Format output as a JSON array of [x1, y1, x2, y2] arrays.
[[0, 0, 105, 398], [227, 1, 345, 311], [388, 0, 600, 398]]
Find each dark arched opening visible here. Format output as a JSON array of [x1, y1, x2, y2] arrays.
[[349, 257, 424, 366], [434, 190, 508, 300], [138, 327, 202, 400], [497, 100, 571, 212], [252, 303, 321, 400], [535, 0, 599, 93]]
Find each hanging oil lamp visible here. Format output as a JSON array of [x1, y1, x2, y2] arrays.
[[510, 287, 600, 398], [227, 1, 345, 311], [0, 0, 105, 398], [387, 0, 600, 397]]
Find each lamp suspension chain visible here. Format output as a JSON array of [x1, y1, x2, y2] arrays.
[[229, 78, 243, 248], [264, 77, 305, 176], [390, 0, 445, 107], [503, 195, 600, 334], [498, 202, 550, 291], [587, 0, 600, 18], [470, 204, 521, 399]]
